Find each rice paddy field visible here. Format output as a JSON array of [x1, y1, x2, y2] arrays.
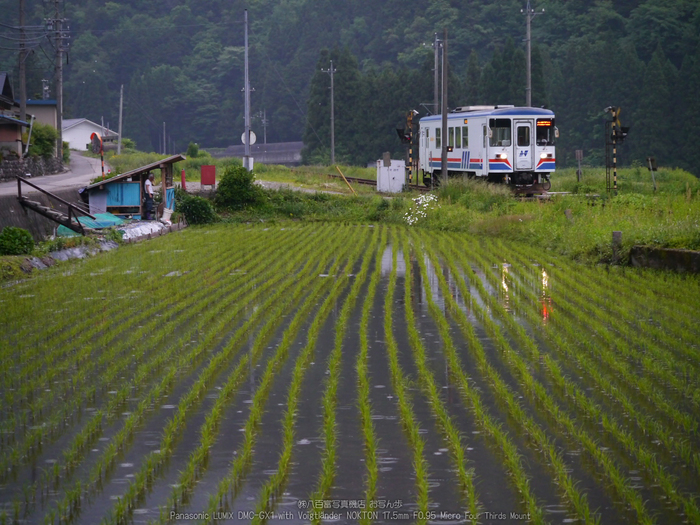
[[1, 223, 699, 525]]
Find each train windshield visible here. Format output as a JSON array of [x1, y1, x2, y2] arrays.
[[536, 119, 556, 146], [489, 119, 511, 147]]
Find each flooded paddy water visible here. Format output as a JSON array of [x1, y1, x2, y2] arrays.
[[2, 223, 700, 524]]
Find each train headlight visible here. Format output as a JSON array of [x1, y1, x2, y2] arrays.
[[496, 153, 508, 159], [540, 153, 547, 159]]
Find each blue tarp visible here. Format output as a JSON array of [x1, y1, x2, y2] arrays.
[[57, 212, 126, 236]]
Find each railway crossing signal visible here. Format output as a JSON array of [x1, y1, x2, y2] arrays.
[[605, 106, 630, 194]]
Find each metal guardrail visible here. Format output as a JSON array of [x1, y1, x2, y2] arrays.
[[16, 176, 96, 234]]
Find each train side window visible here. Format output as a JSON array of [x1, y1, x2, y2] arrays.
[[536, 119, 555, 145], [517, 126, 530, 146], [489, 118, 511, 147], [454, 127, 461, 149], [483, 126, 487, 148], [436, 128, 441, 149], [462, 126, 468, 148], [448, 127, 455, 148]]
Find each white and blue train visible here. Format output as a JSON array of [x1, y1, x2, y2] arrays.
[[418, 105, 557, 189]]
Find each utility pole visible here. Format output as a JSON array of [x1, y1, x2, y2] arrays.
[[321, 60, 337, 165], [261, 109, 268, 144], [117, 84, 123, 154], [521, 0, 544, 107], [433, 33, 442, 115], [243, 9, 252, 171], [440, 28, 448, 186], [163, 121, 166, 155], [50, 0, 67, 161], [19, 0, 27, 123]]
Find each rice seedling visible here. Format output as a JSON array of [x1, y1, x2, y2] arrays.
[[480, 238, 700, 445], [402, 231, 551, 525], [382, 236, 431, 524], [106, 226, 360, 525], [442, 235, 698, 523], [0, 227, 307, 478], [0, 228, 270, 441], [200, 228, 370, 523], [503, 241, 700, 407], [3, 223, 699, 525], [169, 226, 372, 520], [396, 231, 480, 521], [351, 228, 385, 516], [252, 229, 385, 523], [472, 241, 700, 521], [308, 227, 386, 522], [37, 227, 344, 524]]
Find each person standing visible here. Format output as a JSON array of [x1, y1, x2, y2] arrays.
[[144, 173, 155, 220]]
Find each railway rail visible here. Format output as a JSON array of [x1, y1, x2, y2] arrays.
[[326, 173, 430, 192]]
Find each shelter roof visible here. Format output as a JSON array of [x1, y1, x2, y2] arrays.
[[84, 154, 186, 190], [24, 99, 57, 106], [0, 114, 29, 127]]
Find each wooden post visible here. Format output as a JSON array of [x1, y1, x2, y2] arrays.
[[612, 231, 622, 264], [575, 149, 583, 182], [160, 163, 167, 217]]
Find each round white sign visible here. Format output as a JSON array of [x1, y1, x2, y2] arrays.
[[241, 130, 257, 145]]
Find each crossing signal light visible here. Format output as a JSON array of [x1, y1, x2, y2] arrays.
[[612, 126, 629, 143], [396, 128, 412, 144]]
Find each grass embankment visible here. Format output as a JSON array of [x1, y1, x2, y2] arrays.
[[101, 150, 376, 192], [88, 149, 700, 265]]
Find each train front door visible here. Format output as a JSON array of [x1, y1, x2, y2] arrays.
[[515, 120, 534, 170]]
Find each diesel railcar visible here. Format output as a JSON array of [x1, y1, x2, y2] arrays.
[[418, 105, 557, 190]]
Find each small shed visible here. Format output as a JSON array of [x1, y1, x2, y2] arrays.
[[83, 154, 185, 219]]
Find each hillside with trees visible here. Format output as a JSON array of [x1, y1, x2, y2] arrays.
[[1, 0, 699, 172]]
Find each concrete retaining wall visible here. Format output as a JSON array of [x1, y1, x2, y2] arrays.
[[629, 245, 700, 274], [0, 189, 82, 241]]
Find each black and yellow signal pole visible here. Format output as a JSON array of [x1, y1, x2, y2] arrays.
[[407, 111, 414, 184], [612, 107, 618, 193], [605, 106, 628, 195]]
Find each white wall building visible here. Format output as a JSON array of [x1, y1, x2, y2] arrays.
[[62, 118, 117, 151]]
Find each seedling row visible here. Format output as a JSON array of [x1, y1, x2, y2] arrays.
[[1, 223, 699, 525]]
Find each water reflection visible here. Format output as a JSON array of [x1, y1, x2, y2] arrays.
[[501, 263, 510, 312], [541, 269, 552, 324], [381, 245, 406, 277]]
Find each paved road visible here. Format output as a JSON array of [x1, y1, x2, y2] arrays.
[[0, 152, 107, 197]]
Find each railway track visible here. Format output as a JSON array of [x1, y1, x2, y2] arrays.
[[326, 173, 430, 192]]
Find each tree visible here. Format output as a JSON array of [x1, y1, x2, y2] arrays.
[[679, 44, 700, 175], [26, 123, 58, 158], [464, 50, 480, 106], [632, 45, 678, 167]]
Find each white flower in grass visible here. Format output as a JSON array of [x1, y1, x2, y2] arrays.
[[404, 194, 439, 225]]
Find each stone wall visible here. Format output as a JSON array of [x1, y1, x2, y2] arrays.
[[0, 156, 64, 182]]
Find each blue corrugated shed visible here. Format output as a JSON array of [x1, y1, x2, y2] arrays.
[[84, 154, 184, 219]]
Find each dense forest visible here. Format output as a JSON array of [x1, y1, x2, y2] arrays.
[[1, 0, 699, 173]]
